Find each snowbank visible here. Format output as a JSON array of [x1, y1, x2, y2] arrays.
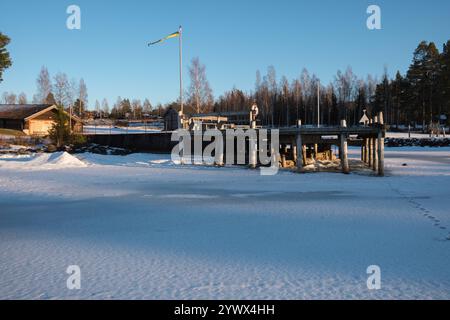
[[0, 152, 87, 170]]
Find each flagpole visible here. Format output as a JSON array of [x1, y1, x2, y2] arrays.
[[179, 25, 183, 116], [317, 80, 320, 128]]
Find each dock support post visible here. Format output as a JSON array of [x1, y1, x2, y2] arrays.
[[216, 132, 224, 167], [364, 138, 369, 164], [249, 135, 257, 169], [340, 134, 349, 174], [340, 120, 350, 174], [216, 153, 224, 167], [372, 116, 379, 172], [296, 134, 304, 171], [292, 138, 298, 164], [377, 112, 385, 176], [281, 154, 286, 168], [368, 119, 373, 167], [179, 134, 186, 165], [302, 145, 307, 165], [361, 141, 365, 162]]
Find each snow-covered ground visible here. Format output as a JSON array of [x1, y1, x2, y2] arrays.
[[82, 129, 448, 138], [0, 148, 450, 300], [386, 131, 447, 139], [82, 125, 161, 135]]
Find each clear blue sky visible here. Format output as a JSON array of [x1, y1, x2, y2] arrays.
[[1, 0, 450, 108]]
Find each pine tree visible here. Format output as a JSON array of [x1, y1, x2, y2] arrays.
[[439, 41, 450, 118], [0, 32, 12, 83], [45, 92, 56, 105], [407, 41, 441, 128], [49, 106, 70, 148]]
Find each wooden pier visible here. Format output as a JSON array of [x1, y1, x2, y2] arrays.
[[86, 112, 387, 176], [275, 112, 386, 176]]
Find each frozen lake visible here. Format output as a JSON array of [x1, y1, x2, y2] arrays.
[[0, 148, 449, 299]]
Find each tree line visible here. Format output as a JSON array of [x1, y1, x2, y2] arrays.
[[212, 40, 450, 128], [1, 57, 215, 120], [1, 66, 90, 117], [2, 37, 449, 129]]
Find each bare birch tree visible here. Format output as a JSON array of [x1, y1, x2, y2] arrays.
[[53, 72, 71, 107], [18, 92, 27, 104], [266, 66, 277, 126], [187, 57, 214, 114], [291, 78, 302, 124], [102, 98, 110, 117], [78, 78, 88, 116], [2, 91, 16, 104], [36, 66, 52, 103], [334, 66, 357, 121], [143, 98, 152, 116]]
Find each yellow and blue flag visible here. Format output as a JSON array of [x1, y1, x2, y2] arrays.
[[148, 31, 180, 46]]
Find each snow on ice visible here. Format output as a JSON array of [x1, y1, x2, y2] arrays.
[[0, 147, 449, 299]]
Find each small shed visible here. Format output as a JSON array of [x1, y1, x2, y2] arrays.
[[163, 107, 180, 131]]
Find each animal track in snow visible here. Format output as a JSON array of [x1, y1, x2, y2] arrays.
[[389, 185, 449, 241]]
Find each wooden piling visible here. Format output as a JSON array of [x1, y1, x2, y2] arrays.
[[302, 145, 307, 165], [361, 141, 365, 162], [372, 116, 379, 172], [292, 142, 298, 164], [281, 154, 287, 168], [296, 134, 304, 171], [340, 134, 349, 174], [367, 119, 372, 167], [340, 120, 350, 174], [377, 112, 385, 176], [249, 135, 257, 169], [364, 138, 369, 164]]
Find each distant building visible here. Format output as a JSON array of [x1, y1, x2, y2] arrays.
[[359, 110, 370, 126], [188, 111, 253, 130], [0, 104, 83, 136], [163, 107, 180, 131]]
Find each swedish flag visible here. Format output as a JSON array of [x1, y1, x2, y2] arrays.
[[148, 31, 180, 46]]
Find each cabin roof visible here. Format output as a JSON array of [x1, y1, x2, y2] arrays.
[[0, 104, 54, 120], [0, 104, 83, 123]]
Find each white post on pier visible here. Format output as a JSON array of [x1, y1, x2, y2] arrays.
[[340, 120, 349, 174]]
